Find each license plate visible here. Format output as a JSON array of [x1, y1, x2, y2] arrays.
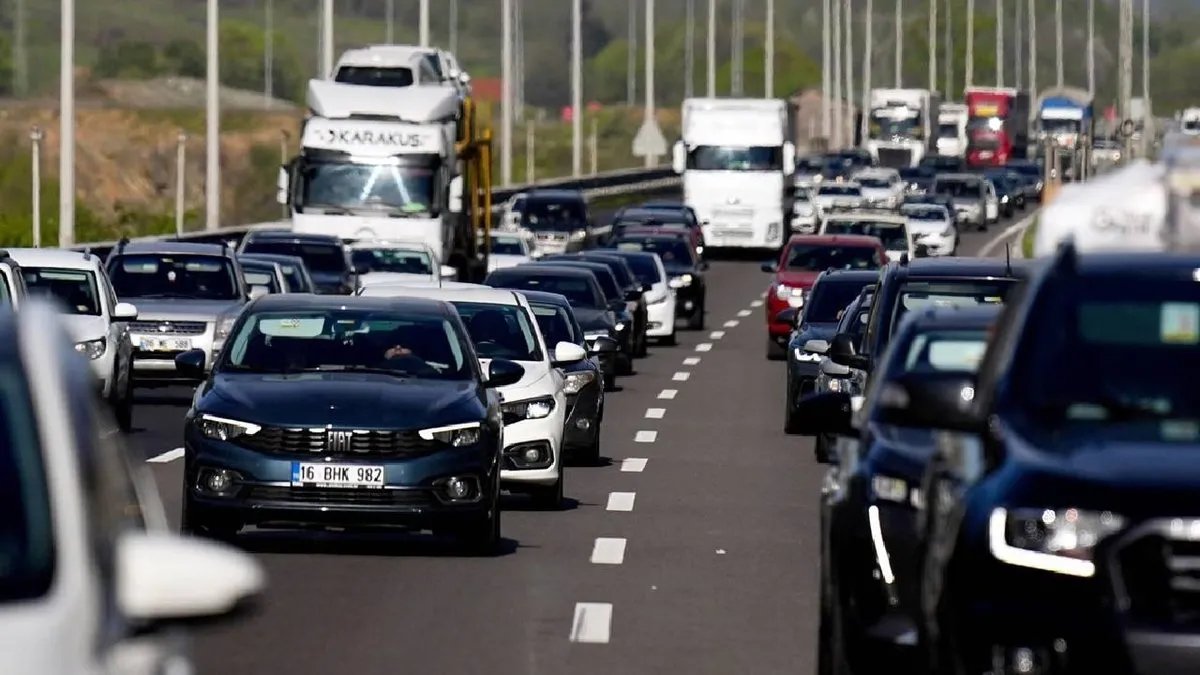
[[717, 229, 753, 237], [291, 462, 385, 488], [138, 337, 192, 352]]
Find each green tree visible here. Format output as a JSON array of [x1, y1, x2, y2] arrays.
[[95, 41, 162, 79], [163, 38, 205, 79]]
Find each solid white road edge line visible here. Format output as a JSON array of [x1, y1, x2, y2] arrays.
[[672, 371, 691, 381], [645, 408, 666, 419], [683, 357, 701, 365], [147, 447, 184, 463], [658, 389, 678, 400], [570, 602, 613, 643], [620, 457, 648, 472], [590, 538, 628, 565], [978, 209, 1039, 258], [606, 492, 637, 511], [634, 430, 658, 443]]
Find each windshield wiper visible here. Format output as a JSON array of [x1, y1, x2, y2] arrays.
[[301, 203, 353, 216], [300, 365, 414, 379]]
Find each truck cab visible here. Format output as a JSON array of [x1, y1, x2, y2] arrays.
[[965, 87, 1030, 167], [864, 89, 940, 168]]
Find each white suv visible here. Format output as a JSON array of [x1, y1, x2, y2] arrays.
[[359, 285, 586, 508], [10, 248, 139, 430]]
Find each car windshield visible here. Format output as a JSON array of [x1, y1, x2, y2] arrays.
[[297, 161, 435, 217], [858, 177, 892, 189], [640, 206, 694, 225], [687, 145, 783, 171], [451, 301, 542, 361], [806, 279, 875, 323], [937, 123, 959, 138], [818, 185, 862, 197], [334, 66, 414, 87], [531, 303, 578, 346], [904, 208, 947, 221], [797, 157, 825, 172], [935, 180, 982, 198], [898, 328, 990, 375], [489, 273, 602, 309], [352, 248, 434, 276], [0, 365, 53, 604], [785, 244, 880, 271], [892, 280, 1014, 336], [521, 198, 587, 231], [614, 254, 662, 285], [242, 241, 348, 274], [616, 212, 688, 228], [22, 267, 101, 316], [1041, 118, 1080, 134], [823, 221, 908, 251], [240, 264, 282, 293], [224, 309, 471, 379], [1012, 276, 1200, 432], [612, 239, 694, 270], [109, 254, 240, 300], [490, 237, 526, 256]]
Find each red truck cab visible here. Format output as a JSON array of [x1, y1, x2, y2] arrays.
[[761, 234, 887, 357], [965, 88, 1030, 168]]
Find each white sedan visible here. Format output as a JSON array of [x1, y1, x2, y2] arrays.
[[901, 203, 958, 256], [853, 168, 905, 209], [350, 240, 457, 288]]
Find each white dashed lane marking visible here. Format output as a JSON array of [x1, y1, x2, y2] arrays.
[[695, 343, 713, 352], [147, 447, 184, 463], [737, 309, 752, 317], [570, 603, 613, 643], [672, 371, 691, 381], [682, 357, 701, 365], [634, 430, 658, 443], [723, 320, 739, 328], [658, 389, 678, 400], [620, 457, 648, 472], [590, 538, 628, 565], [645, 408, 666, 419], [606, 492, 637, 511], [751, 300, 764, 308], [709, 331, 725, 339]]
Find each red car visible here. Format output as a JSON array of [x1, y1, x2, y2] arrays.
[[760, 234, 887, 360]]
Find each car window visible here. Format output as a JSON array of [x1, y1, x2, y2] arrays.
[[822, 222, 908, 252], [0, 364, 54, 604], [902, 329, 990, 373], [242, 266, 282, 293], [612, 239, 694, 269], [521, 198, 587, 231], [242, 242, 348, 274], [225, 309, 472, 380], [892, 280, 1014, 337], [616, 254, 662, 285], [109, 254, 240, 301], [334, 66, 414, 87], [784, 244, 880, 271], [490, 237, 526, 256], [451, 302, 543, 362], [805, 280, 875, 324], [935, 180, 982, 198], [23, 267, 102, 316], [531, 303, 578, 346], [489, 273, 603, 309], [352, 248, 434, 276]]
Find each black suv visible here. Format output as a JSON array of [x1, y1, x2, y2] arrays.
[[238, 231, 358, 295], [916, 245, 1200, 675], [513, 189, 598, 253]]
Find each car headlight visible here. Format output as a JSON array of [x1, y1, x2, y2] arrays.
[[870, 474, 919, 505], [793, 347, 821, 362], [1001, 195, 1010, 204], [215, 314, 238, 342], [563, 371, 596, 395], [74, 337, 106, 360], [775, 284, 805, 303], [196, 413, 261, 441], [614, 322, 627, 332], [988, 507, 1125, 578], [501, 396, 556, 423], [569, 229, 587, 241], [669, 274, 694, 289], [417, 421, 482, 447], [827, 377, 842, 392]]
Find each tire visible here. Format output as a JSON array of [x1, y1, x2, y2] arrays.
[[532, 470, 564, 510], [112, 361, 134, 433], [580, 431, 602, 466], [635, 331, 649, 358], [686, 305, 705, 330], [461, 480, 502, 555], [818, 569, 854, 675], [616, 353, 633, 376], [766, 336, 787, 361], [660, 330, 677, 346], [784, 381, 803, 435]]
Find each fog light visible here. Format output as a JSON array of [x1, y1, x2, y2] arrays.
[[684, 301, 694, 310], [197, 468, 239, 496], [446, 477, 471, 500], [575, 418, 591, 430], [523, 447, 542, 463]]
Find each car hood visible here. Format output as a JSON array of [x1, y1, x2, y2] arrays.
[[906, 218, 950, 234], [950, 196, 982, 207], [122, 298, 244, 322], [776, 270, 821, 288], [59, 314, 109, 343], [477, 359, 552, 400], [201, 372, 484, 429]]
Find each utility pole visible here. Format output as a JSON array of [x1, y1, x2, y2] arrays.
[[945, 0, 953, 97], [419, 0, 430, 47], [644, 0, 657, 167], [685, 0, 695, 99], [965, 0, 974, 89], [627, 0, 637, 107], [1014, 0, 1022, 89], [1087, 0, 1095, 96], [706, 0, 716, 97], [833, 0, 843, 147], [205, 0, 219, 232], [996, 0, 1004, 87], [14, 0, 26, 96], [501, 0, 513, 185], [765, 0, 775, 97], [571, 0, 582, 177], [823, 0, 832, 137], [449, 0, 459, 54], [862, 0, 873, 144], [896, 0, 903, 88], [929, 0, 937, 92], [386, 0, 394, 43], [514, 0, 524, 120], [845, 0, 854, 147], [1141, 0, 1149, 156], [59, 0, 76, 245], [1119, 0, 1132, 160], [264, 0, 274, 107], [1028, 0, 1036, 96], [1055, 0, 1063, 88], [176, 132, 187, 238], [732, 0, 744, 96], [321, 0, 333, 78]]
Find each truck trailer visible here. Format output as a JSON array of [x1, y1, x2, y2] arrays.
[[863, 88, 941, 168]]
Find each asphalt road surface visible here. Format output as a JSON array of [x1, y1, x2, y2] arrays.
[[128, 200, 1027, 675]]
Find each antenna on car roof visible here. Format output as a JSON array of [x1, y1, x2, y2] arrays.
[[1004, 242, 1013, 276], [899, 252, 910, 266]]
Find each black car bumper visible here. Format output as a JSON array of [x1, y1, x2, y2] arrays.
[[183, 427, 499, 531], [562, 383, 602, 454]]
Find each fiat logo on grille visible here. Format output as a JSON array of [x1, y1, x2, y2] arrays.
[[158, 323, 171, 333], [326, 430, 353, 453]]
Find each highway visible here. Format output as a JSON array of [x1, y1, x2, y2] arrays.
[[129, 201, 1022, 674]]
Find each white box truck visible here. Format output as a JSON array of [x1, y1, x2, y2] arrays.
[[864, 88, 941, 167], [672, 98, 796, 250]]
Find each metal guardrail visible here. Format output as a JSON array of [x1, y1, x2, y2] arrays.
[[71, 165, 681, 258]]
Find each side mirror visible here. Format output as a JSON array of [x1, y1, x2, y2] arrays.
[[760, 261, 778, 273], [485, 359, 525, 388], [248, 285, 270, 300], [589, 335, 620, 355], [782, 141, 797, 176], [623, 288, 643, 302], [112, 302, 138, 321], [803, 338, 829, 355], [672, 140, 686, 174], [774, 308, 799, 325], [820, 358, 852, 378], [174, 349, 207, 379], [440, 264, 458, 280], [787, 391, 855, 436], [829, 333, 869, 370], [552, 341, 587, 366], [641, 283, 653, 293], [448, 175, 464, 214], [276, 164, 290, 205], [118, 531, 264, 626], [875, 371, 982, 432]]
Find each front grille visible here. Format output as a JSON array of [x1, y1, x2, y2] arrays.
[[235, 426, 438, 457], [243, 485, 433, 507], [535, 232, 567, 241], [1115, 528, 1200, 626], [130, 320, 208, 335], [877, 147, 913, 168]]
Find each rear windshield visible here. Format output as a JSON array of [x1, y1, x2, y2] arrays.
[[784, 244, 880, 271], [611, 239, 694, 269], [109, 254, 240, 301], [241, 241, 348, 274], [452, 301, 543, 362], [806, 279, 875, 324], [23, 267, 101, 316], [334, 66, 414, 87], [487, 273, 603, 309], [614, 254, 662, 285], [240, 264, 282, 293], [892, 280, 1013, 337]]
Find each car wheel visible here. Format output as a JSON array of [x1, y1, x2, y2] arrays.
[[818, 570, 854, 675], [461, 479, 502, 555], [616, 353, 634, 376], [635, 330, 649, 358], [112, 361, 134, 432], [767, 336, 787, 361], [660, 330, 677, 346], [532, 470, 564, 510], [582, 432, 602, 466], [686, 306, 705, 330], [784, 382, 803, 435]]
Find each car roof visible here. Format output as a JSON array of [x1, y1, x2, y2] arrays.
[[533, 259, 615, 277], [250, 293, 451, 316], [935, 173, 982, 182], [245, 230, 342, 245], [6, 247, 102, 270], [639, 201, 689, 210], [818, 181, 863, 189], [358, 280, 486, 292], [894, 256, 1033, 278], [515, 289, 573, 308], [494, 264, 597, 280], [826, 212, 907, 224], [900, 304, 1003, 331], [114, 240, 232, 257], [601, 249, 659, 262], [786, 234, 885, 247], [237, 258, 280, 269], [1069, 251, 1200, 277], [618, 208, 687, 219], [239, 253, 307, 266], [817, 269, 881, 283], [358, 284, 524, 306], [348, 240, 434, 252]]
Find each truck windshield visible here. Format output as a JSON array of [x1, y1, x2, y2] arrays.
[[297, 161, 436, 217], [687, 146, 783, 171], [870, 116, 921, 138], [937, 123, 959, 138], [1041, 118, 1080, 134]]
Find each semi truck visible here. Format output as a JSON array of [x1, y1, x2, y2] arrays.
[[277, 46, 493, 280], [965, 87, 1031, 167], [672, 98, 797, 250], [936, 103, 969, 158], [1035, 86, 1094, 179], [863, 88, 941, 168]]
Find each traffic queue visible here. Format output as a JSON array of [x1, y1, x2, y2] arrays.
[[774, 142, 1200, 675]]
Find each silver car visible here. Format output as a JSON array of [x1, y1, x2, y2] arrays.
[[105, 241, 260, 383]]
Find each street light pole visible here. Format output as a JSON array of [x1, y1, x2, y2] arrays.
[[895, 0, 903, 88], [386, 0, 394, 43], [501, 0, 513, 185], [176, 132, 187, 238], [1028, 0, 1036, 96], [823, 0, 832, 138], [845, 0, 854, 146], [832, 0, 843, 147], [264, 0, 274, 107], [996, 0, 1004, 87], [1055, 0, 1063, 88], [30, 127, 42, 248], [965, 0, 975, 89], [644, 0, 656, 167], [1087, 0, 1095, 96], [862, 0, 873, 144], [929, 0, 937, 92], [449, 0, 459, 54], [205, 0, 219, 232], [765, 0, 775, 97], [571, 0, 582, 176], [685, 0, 695, 99], [1015, 0, 1022, 89], [321, 0, 333, 77], [59, 0, 75, 245], [419, 0, 430, 47], [706, 0, 716, 98]]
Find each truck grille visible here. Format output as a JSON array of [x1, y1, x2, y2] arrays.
[[130, 320, 208, 335], [876, 147, 913, 168], [1114, 527, 1200, 627], [235, 426, 438, 457]]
